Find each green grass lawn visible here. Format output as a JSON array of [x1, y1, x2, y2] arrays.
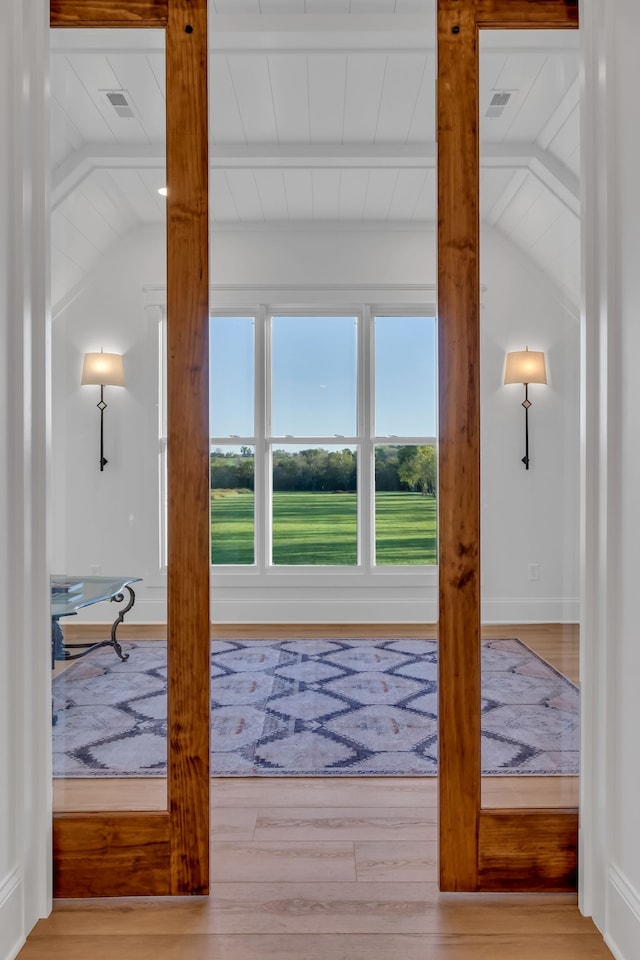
[[210, 490, 254, 564], [272, 491, 358, 565], [375, 491, 437, 565], [210, 490, 437, 565]]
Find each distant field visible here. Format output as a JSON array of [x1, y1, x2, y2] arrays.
[[374, 491, 437, 565], [210, 490, 437, 565]]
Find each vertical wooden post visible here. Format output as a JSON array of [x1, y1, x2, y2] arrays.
[[437, 0, 481, 892], [51, 0, 211, 897], [166, 0, 210, 895], [437, 0, 578, 893], [51, 0, 211, 898]]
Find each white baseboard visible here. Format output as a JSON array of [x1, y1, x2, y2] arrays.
[[73, 597, 439, 624], [481, 598, 580, 623], [209, 598, 439, 624], [605, 866, 640, 960], [213, 597, 580, 624], [0, 868, 25, 960], [71, 594, 580, 625]]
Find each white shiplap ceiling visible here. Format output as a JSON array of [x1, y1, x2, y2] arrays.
[[50, 9, 580, 309]]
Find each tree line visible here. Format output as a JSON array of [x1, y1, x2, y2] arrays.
[[210, 445, 436, 496]]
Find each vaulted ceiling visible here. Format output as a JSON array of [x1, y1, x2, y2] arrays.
[[50, 3, 580, 310]]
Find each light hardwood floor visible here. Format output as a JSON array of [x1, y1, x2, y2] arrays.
[[33, 624, 607, 959], [29, 776, 610, 959]]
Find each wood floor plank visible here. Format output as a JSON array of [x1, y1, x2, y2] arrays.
[[54, 775, 579, 813], [253, 807, 437, 842], [482, 776, 579, 808], [210, 841, 357, 882], [211, 807, 257, 841], [19, 933, 613, 960], [212, 776, 439, 808], [206, 883, 588, 936], [34, 886, 589, 937], [354, 840, 438, 881], [53, 778, 166, 812]]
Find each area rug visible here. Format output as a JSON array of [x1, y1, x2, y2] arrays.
[[52, 638, 579, 778]]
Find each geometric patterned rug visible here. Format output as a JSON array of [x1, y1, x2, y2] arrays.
[[52, 638, 580, 778]]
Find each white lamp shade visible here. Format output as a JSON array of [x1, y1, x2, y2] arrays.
[[81, 352, 125, 387], [504, 349, 547, 385]]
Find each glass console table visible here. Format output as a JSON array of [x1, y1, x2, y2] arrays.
[[51, 575, 142, 667]]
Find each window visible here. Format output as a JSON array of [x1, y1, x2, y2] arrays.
[[205, 309, 437, 569], [209, 316, 256, 564]]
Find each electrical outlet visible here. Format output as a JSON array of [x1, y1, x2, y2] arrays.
[[528, 563, 540, 581]]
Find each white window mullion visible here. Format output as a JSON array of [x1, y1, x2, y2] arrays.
[[359, 305, 374, 571], [261, 307, 272, 568]]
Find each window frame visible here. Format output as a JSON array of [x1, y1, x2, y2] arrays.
[[162, 301, 438, 575]]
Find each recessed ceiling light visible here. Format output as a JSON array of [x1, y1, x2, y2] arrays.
[[158, 187, 168, 197]]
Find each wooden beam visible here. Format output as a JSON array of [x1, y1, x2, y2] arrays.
[[474, 0, 579, 897], [166, 0, 210, 896], [50, 0, 211, 901], [437, 0, 481, 893], [50, 0, 168, 28], [475, 0, 578, 29], [437, 0, 579, 894], [478, 809, 579, 891], [53, 813, 170, 897]]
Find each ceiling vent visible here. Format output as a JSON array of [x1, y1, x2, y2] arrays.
[[485, 91, 514, 119], [106, 91, 135, 119]]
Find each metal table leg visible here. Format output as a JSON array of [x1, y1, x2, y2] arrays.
[[51, 586, 136, 664]]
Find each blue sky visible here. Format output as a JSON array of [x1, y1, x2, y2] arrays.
[[209, 315, 437, 440]]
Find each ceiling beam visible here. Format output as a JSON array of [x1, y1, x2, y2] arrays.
[[52, 143, 166, 206], [53, 143, 442, 206], [475, 0, 578, 29], [49, 12, 579, 55], [538, 76, 580, 150], [52, 141, 579, 215], [481, 143, 579, 215], [50, 0, 167, 28]]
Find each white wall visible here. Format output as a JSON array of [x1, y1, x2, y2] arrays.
[[581, 1, 640, 957], [51, 224, 165, 589], [0, 1, 51, 958], [51, 220, 579, 625], [480, 227, 580, 623], [610, 2, 640, 947]]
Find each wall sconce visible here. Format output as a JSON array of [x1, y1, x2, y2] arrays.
[[81, 350, 125, 471], [504, 347, 547, 470]]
